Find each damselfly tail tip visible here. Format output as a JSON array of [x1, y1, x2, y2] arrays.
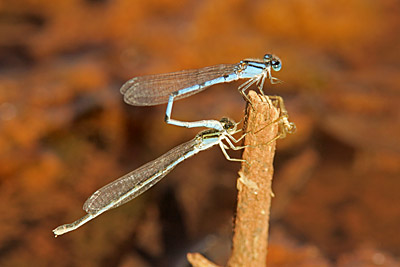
[[53, 225, 68, 237], [286, 121, 297, 134], [52, 229, 59, 238]]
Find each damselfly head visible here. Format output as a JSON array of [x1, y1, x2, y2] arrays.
[[220, 117, 237, 131], [264, 54, 282, 72]]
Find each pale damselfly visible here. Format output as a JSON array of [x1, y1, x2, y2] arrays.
[[53, 118, 245, 236], [120, 54, 282, 131]]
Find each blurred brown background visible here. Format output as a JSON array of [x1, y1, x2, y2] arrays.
[[0, 0, 399, 266]]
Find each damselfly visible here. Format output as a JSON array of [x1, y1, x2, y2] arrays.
[[53, 118, 245, 236], [120, 54, 282, 131]]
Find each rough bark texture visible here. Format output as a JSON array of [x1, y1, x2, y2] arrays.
[[227, 91, 279, 267], [187, 253, 222, 267], [188, 91, 279, 266]]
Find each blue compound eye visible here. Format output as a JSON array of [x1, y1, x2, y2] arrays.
[[271, 59, 282, 71]]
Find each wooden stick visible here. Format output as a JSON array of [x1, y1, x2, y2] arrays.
[[187, 253, 222, 267], [187, 91, 280, 266], [227, 91, 280, 267]]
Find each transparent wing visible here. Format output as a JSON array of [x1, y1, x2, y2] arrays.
[[83, 138, 199, 213], [120, 64, 238, 106]]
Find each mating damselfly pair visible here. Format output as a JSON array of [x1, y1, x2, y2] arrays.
[[53, 54, 295, 236]]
